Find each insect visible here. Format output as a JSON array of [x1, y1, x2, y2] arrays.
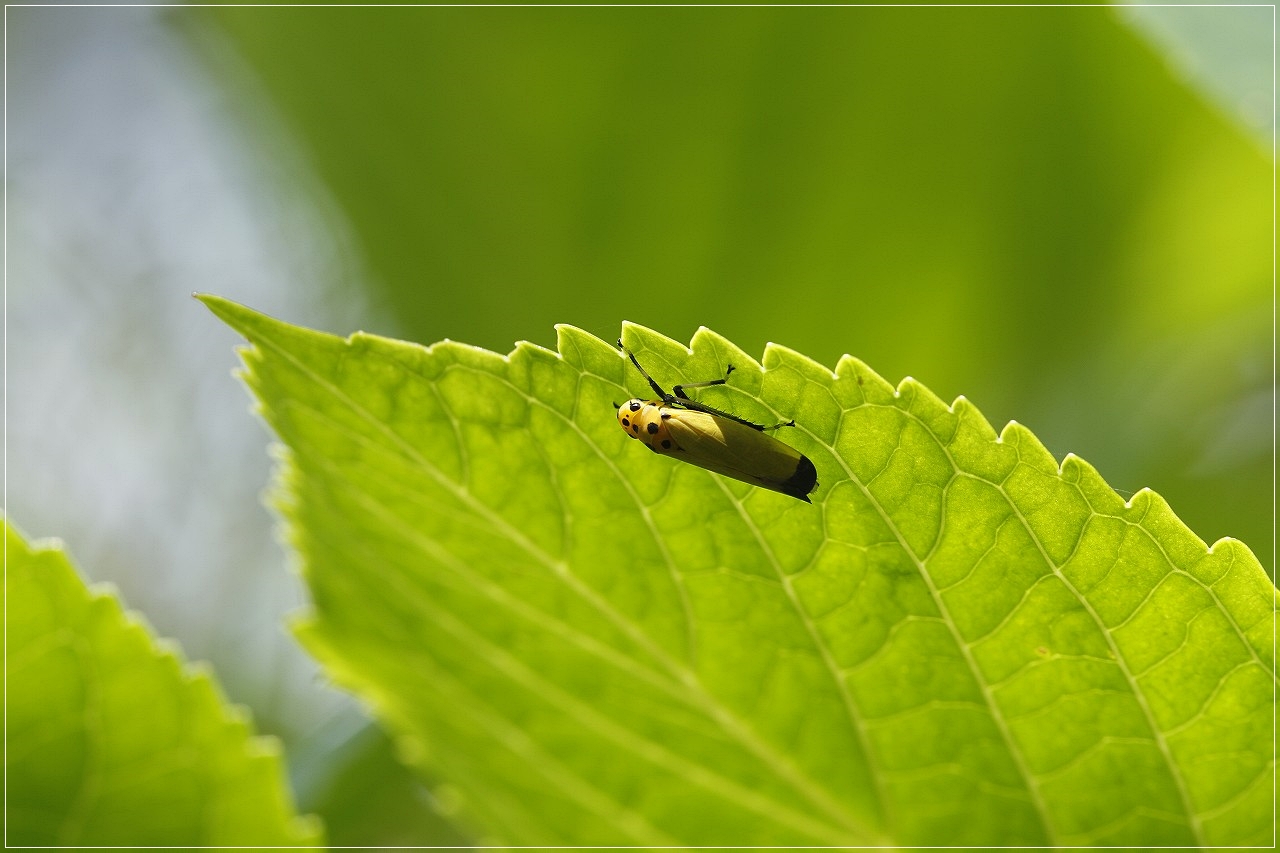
[[615, 342, 818, 502]]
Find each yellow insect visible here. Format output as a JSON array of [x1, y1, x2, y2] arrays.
[[615, 342, 818, 502]]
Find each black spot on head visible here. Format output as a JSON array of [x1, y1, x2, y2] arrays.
[[629, 401, 641, 412], [661, 439, 671, 449], [631, 424, 640, 434], [621, 417, 630, 427], [646, 422, 659, 434]]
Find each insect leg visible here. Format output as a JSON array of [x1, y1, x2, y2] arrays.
[[673, 364, 734, 400], [617, 341, 671, 401], [669, 396, 772, 431], [762, 419, 797, 431], [619, 343, 785, 432], [670, 363, 776, 430]]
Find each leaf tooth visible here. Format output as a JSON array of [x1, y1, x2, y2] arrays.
[[1205, 536, 1254, 559], [833, 354, 895, 400], [554, 324, 616, 370], [762, 341, 833, 380], [950, 395, 997, 439], [891, 377, 961, 447], [620, 322, 697, 378], [1023, 433, 1229, 571], [1057, 453, 1126, 516], [348, 329, 442, 364], [895, 376, 949, 413], [619, 318, 667, 339], [1059, 451, 1113, 490], [1057, 451, 1086, 476], [1124, 486, 1216, 566], [432, 339, 510, 374], [620, 320, 689, 354], [1122, 485, 1156, 511], [997, 420, 1054, 462], [512, 339, 561, 362], [1059, 451, 1103, 486], [691, 327, 763, 375]]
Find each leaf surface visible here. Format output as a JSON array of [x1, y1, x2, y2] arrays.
[[4, 519, 321, 847], [204, 295, 1276, 847]]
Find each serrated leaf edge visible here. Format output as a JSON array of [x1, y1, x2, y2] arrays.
[[202, 296, 1275, 846]]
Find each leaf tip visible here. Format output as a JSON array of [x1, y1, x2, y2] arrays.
[[195, 292, 252, 331], [199, 295, 318, 363]]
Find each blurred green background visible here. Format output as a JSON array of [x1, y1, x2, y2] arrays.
[[9, 5, 1271, 846], [207, 4, 1272, 566]]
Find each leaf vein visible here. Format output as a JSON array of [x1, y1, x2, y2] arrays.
[[710, 477, 887, 840]]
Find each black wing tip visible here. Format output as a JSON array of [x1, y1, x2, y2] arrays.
[[779, 454, 818, 502]]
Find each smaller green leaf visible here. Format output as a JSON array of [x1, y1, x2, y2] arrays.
[[4, 518, 322, 848]]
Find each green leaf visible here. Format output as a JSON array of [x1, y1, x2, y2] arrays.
[[202, 294, 1276, 847], [4, 519, 322, 847]]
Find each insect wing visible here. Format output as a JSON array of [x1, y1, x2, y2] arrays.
[[662, 409, 816, 501]]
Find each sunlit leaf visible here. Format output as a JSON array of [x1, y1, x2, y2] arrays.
[[4, 519, 322, 847], [204, 294, 1276, 847]]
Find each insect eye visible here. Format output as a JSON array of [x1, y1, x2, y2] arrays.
[[629, 401, 641, 412]]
